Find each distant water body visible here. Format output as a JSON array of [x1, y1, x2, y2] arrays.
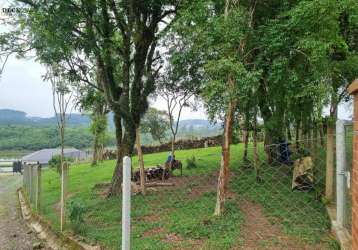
[[0, 167, 12, 172]]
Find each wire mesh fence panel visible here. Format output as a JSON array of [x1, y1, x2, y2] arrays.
[[36, 139, 338, 250], [125, 138, 335, 249], [231, 139, 331, 248], [22, 164, 41, 211], [344, 124, 353, 233]]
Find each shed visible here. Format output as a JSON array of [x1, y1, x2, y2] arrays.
[[22, 148, 87, 165]]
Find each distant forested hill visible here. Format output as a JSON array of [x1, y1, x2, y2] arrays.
[[0, 109, 222, 151], [0, 109, 91, 126], [0, 125, 114, 151]]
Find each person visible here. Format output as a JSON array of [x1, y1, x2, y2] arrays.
[[166, 153, 175, 164]]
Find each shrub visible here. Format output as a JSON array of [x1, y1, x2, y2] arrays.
[[186, 156, 197, 169], [48, 155, 73, 174], [67, 199, 86, 234]]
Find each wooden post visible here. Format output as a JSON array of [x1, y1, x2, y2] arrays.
[[136, 128, 146, 195]]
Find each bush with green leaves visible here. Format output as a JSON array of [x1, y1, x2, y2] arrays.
[[48, 155, 73, 173], [67, 199, 86, 234]]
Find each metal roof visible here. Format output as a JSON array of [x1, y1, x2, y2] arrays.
[[21, 148, 87, 164]]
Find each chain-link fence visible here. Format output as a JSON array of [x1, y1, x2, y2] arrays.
[[345, 124, 353, 234], [23, 163, 42, 211], [31, 137, 340, 249], [230, 139, 330, 248], [336, 120, 353, 234], [122, 138, 335, 249]]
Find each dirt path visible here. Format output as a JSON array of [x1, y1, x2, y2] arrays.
[[237, 200, 328, 250], [0, 173, 44, 250]]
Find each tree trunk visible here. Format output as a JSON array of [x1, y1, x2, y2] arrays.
[[307, 125, 312, 150], [312, 125, 318, 160], [325, 92, 338, 201], [253, 110, 260, 182], [243, 129, 249, 161], [319, 121, 325, 147], [99, 144, 104, 161], [286, 118, 292, 141], [171, 136, 175, 158], [169, 135, 176, 175], [110, 112, 124, 196], [110, 110, 136, 196], [136, 127, 146, 195], [264, 133, 273, 164], [295, 120, 300, 150], [214, 98, 235, 216], [60, 122, 65, 175], [92, 130, 99, 166]]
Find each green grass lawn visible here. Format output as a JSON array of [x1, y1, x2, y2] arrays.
[[37, 144, 338, 250]]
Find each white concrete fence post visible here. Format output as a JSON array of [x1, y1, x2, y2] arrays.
[[60, 162, 68, 232], [29, 165, 33, 203], [122, 156, 131, 250], [35, 164, 41, 211], [336, 119, 351, 228]]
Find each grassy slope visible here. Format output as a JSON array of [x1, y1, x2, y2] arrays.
[[39, 144, 337, 249]]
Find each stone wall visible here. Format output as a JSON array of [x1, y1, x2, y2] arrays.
[[102, 135, 223, 160]]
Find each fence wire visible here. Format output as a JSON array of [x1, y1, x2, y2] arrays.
[[344, 124, 353, 234], [32, 138, 341, 249], [125, 138, 335, 249], [23, 163, 41, 211]]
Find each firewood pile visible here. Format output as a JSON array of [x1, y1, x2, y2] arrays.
[[132, 166, 170, 182], [133, 160, 182, 183], [101, 135, 222, 160]]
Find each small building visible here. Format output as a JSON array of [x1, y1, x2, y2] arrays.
[[21, 148, 87, 165]]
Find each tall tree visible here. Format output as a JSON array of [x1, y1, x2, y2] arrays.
[[258, 0, 358, 197], [175, 0, 261, 215], [46, 66, 73, 173], [5, 0, 187, 195], [141, 107, 170, 144], [157, 32, 203, 161], [89, 100, 108, 166], [74, 69, 109, 166], [159, 86, 193, 160]]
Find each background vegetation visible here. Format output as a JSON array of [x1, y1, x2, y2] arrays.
[[0, 109, 222, 152]]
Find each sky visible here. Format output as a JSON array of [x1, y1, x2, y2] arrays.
[[0, 55, 207, 119]]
